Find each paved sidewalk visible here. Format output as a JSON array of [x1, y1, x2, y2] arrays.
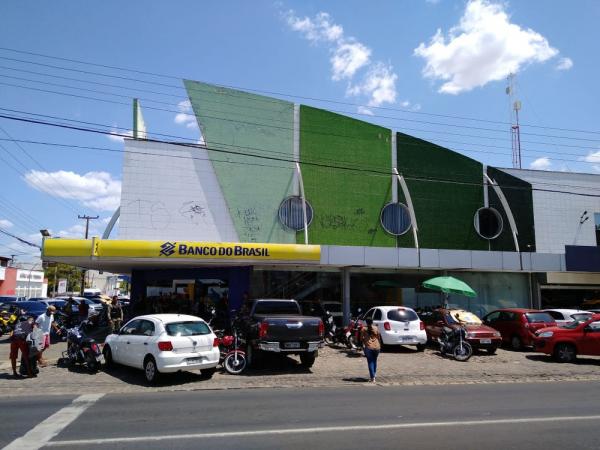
[[1, 338, 600, 397]]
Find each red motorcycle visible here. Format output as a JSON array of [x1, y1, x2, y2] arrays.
[[344, 309, 364, 350], [216, 325, 247, 375]]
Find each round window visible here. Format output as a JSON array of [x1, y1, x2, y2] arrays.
[[278, 196, 313, 231], [380, 202, 412, 236], [474, 207, 503, 240]]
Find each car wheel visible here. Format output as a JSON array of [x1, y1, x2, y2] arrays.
[[486, 347, 497, 355], [300, 352, 316, 368], [103, 345, 113, 369], [200, 367, 217, 379], [510, 335, 522, 351], [553, 343, 577, 363], [416, 344, 426, 352], [143, 356, 160, 384]]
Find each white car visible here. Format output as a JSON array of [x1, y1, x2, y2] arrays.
[[542, 309, 593, 327], [362, 306, 427, 350], [103, 314, 220, 383]]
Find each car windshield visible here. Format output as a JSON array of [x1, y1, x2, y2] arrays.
[[449, 310, 482, 325], [165, 321, 211, 337], [571, 313, 592, 321], [387, 309, 418, 322], [525, 312, 555, 323], [253, 301, 300, 315]]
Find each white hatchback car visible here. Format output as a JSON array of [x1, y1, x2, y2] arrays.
[[362, 306, 427, 350], [103, 314, 220, 383], [542, 309, 593, 327]]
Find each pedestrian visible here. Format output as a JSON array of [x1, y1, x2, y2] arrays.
[[78, 299, 89, 323], [360, 317, 381, 383], [35, 306, 61, 367], [9, 316, 34, 378], [107, 296, 123, 334]]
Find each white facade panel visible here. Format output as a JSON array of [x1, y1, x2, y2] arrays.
[[504, 168, 600, 254], [120, 140, 238, 242]]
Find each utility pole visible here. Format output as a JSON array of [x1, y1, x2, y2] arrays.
[[78, 214, 99, 295], [506, 73, 522, 169]]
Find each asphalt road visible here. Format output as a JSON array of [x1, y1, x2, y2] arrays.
[[3, 381, 600, 449]]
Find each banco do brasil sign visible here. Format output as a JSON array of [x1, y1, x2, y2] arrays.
[[43, 239, 321, 263]]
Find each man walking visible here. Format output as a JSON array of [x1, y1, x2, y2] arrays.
[[107, 296, 123, 334], [35, 306, 61, 366], [9, 316, 34, 378]]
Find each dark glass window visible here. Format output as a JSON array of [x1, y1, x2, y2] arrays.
[[278, 196, 313, 231], [253, 301, 301, 315], [380, 202, 411, 236], [474, 208, 503, 240], [525, 312, 554, 323], [166, 321, 211, 336], [373, 309, 383, 321], [387, 308, 418, 322]]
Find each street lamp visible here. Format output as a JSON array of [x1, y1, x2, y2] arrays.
[[39, 229, 58, 297], [39, 229, 50, 237]]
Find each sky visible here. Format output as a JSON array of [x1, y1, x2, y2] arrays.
[[0, 0, 599, 265]]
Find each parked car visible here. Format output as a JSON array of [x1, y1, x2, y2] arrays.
[[534, 314, 600, 362], [103, 314, 220, 383], [362, 306, 427, 350], [482, 309, 556, 350], [240, 299, 324, 368], [0, 296, 26, 303], [542, 309, 593, 327], [421, 308, 502, 354], [0, 301, 48, 319], [55, 296, 104, 316]]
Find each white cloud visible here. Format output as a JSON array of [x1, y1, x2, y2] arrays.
[[56, 224, 87, 239], [348, 63, 398, 107], [357, 106, 374, 116], [414, 0, 560, 94], [174, 100, 199, 130], [0, 219, 13, 228], [286, 10, 398, 108], [530, 157, 552, 170], [426, 0, 442, 4], [581, 150, 600, 163], [107, 127, 133, 143], [555, 57, 573, 71], [400, 100, 422, 111], [24, 170, 121, 212]]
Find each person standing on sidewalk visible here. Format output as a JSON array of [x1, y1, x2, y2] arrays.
[[35, 306, 61, 367], [107, 296, 123, 334], [360, 317, 381, 383], [9, 316, 34, 378]]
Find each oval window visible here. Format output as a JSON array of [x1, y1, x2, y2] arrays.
[[380, 202, 412, 236], [474, 207, 503, 240], [278, 196, 313, 231]]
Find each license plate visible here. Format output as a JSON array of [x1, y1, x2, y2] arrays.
[[400, 336, 414, 342], [480, 339, 492, 344], [284, 342, 301, 349], [187, 357, 203, 365]]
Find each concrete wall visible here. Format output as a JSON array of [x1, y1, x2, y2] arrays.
[[503, 168, 600, 253], [120, 140, 238, 242]]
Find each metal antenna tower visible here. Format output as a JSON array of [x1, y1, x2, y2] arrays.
[[506, 73, 522, 169]]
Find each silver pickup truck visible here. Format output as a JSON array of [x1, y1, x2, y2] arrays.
[[242, 299, 324, 368]]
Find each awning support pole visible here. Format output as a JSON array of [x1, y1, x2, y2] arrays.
[[296, 162, 309, 245]]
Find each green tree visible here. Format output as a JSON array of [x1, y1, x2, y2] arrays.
[[45, 263, 83, 295]]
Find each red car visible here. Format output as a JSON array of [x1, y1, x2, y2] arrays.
[[421, 308, 502, 354], [534, 314, 600, 363], [481, 309, 556, 350]]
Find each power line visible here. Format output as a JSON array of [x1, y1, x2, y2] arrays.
[[3, 77, 600, 147], [0, 227, 41, 249], [1, 45, 600, 136], [1, 111, 599, 198]]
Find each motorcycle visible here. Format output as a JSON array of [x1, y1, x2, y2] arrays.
[[60, 321, 103, 372], [324, 311, 338, 345], [215, 315, 247, 375], [0, 308, 18, 336], [438, 326, 473, 362], [344, 309, 364, 350]]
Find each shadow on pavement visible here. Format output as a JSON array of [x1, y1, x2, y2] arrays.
[[525, 354, 600, 366], [342, 377, 370, 383]]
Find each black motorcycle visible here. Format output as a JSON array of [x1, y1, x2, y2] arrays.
[[438, 326, 473, 362], [60, 321, 103, 372]]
